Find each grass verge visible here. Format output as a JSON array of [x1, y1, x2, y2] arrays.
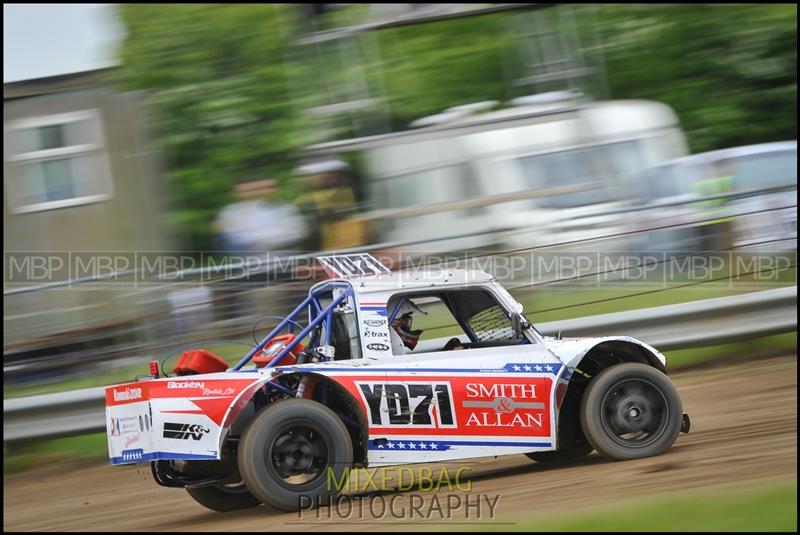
[[491, 481, 797, 532], [3, 432, 109, 474]]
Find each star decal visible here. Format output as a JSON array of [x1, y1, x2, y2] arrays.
[[420, 443, 427, 449], [387, 442, 395, 449], [409, 442, 417, 449], [534, 364, 543, 371], [512, 364, 521, 371], [398, 442, 406, 449], [545, 364, 554, 371], [523, 364, 532, 371]]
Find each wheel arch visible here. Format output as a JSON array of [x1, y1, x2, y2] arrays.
[[554, 339, 668, 451], [573, 339, 667, 375], [224, 372, 370, 468]]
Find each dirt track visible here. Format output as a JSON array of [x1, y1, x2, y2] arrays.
[[4, 356, 797, 531]]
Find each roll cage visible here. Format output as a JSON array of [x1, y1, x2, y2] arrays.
[[232, 279, 358, 371]]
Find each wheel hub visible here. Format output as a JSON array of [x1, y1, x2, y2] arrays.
[[602, 378, 668, 447], [270, 426, 327, 480]]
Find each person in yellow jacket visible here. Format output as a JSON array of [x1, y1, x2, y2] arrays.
[[691, 160, 735, 253], [294, 158, 370, 252]]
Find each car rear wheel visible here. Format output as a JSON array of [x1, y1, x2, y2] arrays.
[[238, 398, 352, 511], [185, 481, 262, 511], [580, 363, 683, 460]]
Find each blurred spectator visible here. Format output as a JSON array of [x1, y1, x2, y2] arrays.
[[212, 179, 308, 321], [692, 160, 734, 252], [214, 179, 308, 254], [295, 158, 370, 251]]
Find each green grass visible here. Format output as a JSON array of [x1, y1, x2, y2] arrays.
[[492, 482, 797, 532], [665, 332, 797, 368], [3, 342, 258, 399], [3, 432, 109, 474]]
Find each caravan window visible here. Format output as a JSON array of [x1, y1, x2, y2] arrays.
[[517, 141, 643, 208], [374, 162, 485, 213], [728, 150, 797, 190]]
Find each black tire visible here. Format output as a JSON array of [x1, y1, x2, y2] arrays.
[[185, 482, 262, 512], [238, 398, 353, 512], [580, 363, 683, 460], [525, 441, 594, 464]]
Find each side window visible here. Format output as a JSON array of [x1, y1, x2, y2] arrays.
[[465, 304, 516, 343], [386, 289, 525, 355], [386, 294, 462, 356]]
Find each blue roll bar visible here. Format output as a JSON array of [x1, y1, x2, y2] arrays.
[[232, 280, 355, 371]]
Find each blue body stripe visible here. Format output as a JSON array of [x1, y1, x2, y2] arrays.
[[368, 439, 552, 450], [110, 451, 218, 464], [438, 440, 552, 447], [283, 364, 563, 374]]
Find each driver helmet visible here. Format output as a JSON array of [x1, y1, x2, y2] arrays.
[[390, 300, 427, 350]]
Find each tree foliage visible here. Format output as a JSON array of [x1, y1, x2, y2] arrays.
[[596, 4, 796, 153], [116, 4, 796, 249]]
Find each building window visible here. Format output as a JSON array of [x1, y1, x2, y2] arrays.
[[4, 110, 113, 213]]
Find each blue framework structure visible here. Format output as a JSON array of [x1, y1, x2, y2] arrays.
[[233, 280, 356, 371]]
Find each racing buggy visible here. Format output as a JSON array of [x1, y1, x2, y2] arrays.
[[106, 254, 690, 512]]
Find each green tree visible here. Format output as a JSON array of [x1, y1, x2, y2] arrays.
[[117, 4, 300, 250], [595, 4, 796, 152], [117, 4, 796, 250]]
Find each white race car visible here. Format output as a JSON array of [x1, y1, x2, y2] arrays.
[[106, 254, 690, 511]]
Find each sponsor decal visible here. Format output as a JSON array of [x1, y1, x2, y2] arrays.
[[364, 319, 386, 327], [363, 327, 389, 340], [167, 381, 205, 389], [357, 382, 455, 428], [125, 434, 141, 448], [201, 387, 236, 396], [461, 381, 546, 429], [340, 374, 553, 438], [110, 417, 121, 437], [113, 387, 142, 402], [109, 416, 139, 436], [163, 422, 210, 441], [366, 343, 389, 352]]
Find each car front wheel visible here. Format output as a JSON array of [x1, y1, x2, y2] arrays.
[[580, 363, 683, 460]]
